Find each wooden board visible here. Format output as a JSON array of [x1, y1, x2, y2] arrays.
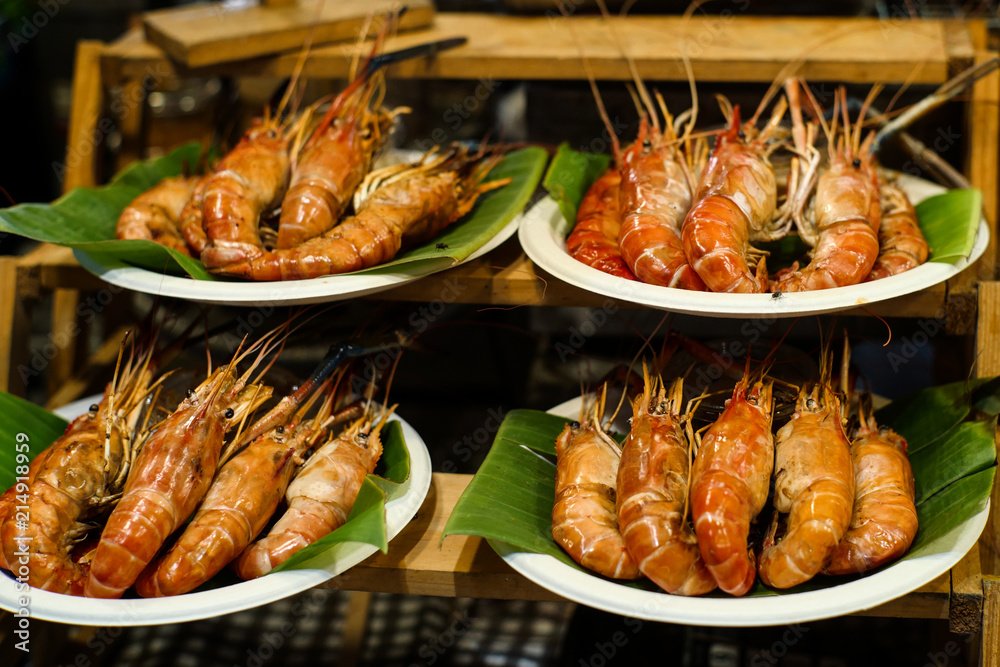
[[106, 14, 962, 86], [142, 0, 435, 68]]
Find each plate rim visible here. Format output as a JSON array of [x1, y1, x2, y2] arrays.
[[489, 395, 990, 627], [518, 174, 988, 318], [0, 394, 433, 626], [73, 213, 521, 307]]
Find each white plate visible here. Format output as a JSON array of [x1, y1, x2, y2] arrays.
[[490, 396, 990, 627], [0, 395, 433, 626], [518, 175, 988, 318], [74, 216, 519, 306]]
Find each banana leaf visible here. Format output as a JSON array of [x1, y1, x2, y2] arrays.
[[0, 144, 548, 281], [539, 144, 982, 266], [0, 391, 410, 587], [443, 379, 998, 597]]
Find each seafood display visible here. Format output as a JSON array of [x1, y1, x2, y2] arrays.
[[114, 30, 510, 283], [565, 77, 936, 293], [550, 339, 920, 596], [0, 331, 408, 598]]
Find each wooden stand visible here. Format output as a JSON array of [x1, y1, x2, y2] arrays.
[[4, 11, 999, 666]]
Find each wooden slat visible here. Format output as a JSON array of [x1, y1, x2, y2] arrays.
[[142, 0, 435, 68], [102, 14, 959, 86], [977, 282, 1000, 578], [64, 42, 105, 192], [949, 546, 984, 633], [0, 258, 31, 396], [983, 576, 1000, 667], [322, 473, 564, 601], [964, 49, 1000, 279]]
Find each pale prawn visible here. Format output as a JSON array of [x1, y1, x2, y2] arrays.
[[689, 369, 774, 596], [84, 337, 277, 598], [115, 175, 200, 256], [616, 369, 715, 595], [566, 167, 636, 281], [234, 394, 395, 579], [0, 341, 157, 595], [551, 386, 639, 580], [757, 350, 855, 588], [210, 146, 509, 281], [865, 180, 929, 281], [824, 395, 917, 575], [681, 95, 789, 293], [772, 85, 882, 292]]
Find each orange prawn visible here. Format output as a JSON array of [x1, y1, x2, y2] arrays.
[[865, 180, 929, 281], [757, 351, 855, 588], [689, 370, 774, 596], [134, 379, 360, 597], [84, 339, 276, 598], [115, 176, 200, 256], [566, 167, 636, 281], [234, 395, 394, 579], [617, 110, 706, 291], [211, 146, 508, 281], [0, 342, 157, 595], [824, 395, 917, 575], [178, 174, 211, 254], [551, 386, 639, 580], [681, 96, 789, 293], [616, 369, 715, 595], [772, 86, 882, 292]]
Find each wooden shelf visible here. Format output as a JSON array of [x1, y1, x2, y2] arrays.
[[100, 14, 974, 86]]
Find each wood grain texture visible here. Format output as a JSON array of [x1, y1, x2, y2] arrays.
[[64, 41, 105, 192], [104, 14, 959, 86], [142, 0, 434, 68], [983, 576, 1000, 667], [949, 545, 984, 633], [977, 283, 1000, 578]]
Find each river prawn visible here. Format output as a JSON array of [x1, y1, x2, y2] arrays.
[[865, 180, 929, 281], [210, 145, 509, 281], [616, 368, 715, 595], [824, 395, 917, 575], [681, 96, 789, 293], [234, 392, 396, 579], [0, 340, 158, 595], [772, 86, 882, 292], [115, 176, 200, 256], [179, 174, 211, 254], [134, 374, 362, 597], [566, 167, 636, 280], [689, 368, 774, 596], [84, 336, 279, 599], [551, 386, 639, 580], [757, 354, 855, 588], [617, 109, 706, 291]]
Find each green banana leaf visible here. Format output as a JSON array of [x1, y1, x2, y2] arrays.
[[0, 144, 548, 281], [0, 390, 410, 588], [443, 379, 997, 597], [540, 144, 982, 267]]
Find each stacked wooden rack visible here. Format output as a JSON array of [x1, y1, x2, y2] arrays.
[[1, 10, 999, 665]]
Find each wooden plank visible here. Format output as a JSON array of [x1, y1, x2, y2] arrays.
[[142, 0, 434, 69], [0, 258, 32, 397], [64, 42, 105, 192], [983, 576, 1000, 667], [322, 473, 564, 601], [104, 14, 958, 86], [964, 49, 1000, 279], [977, 283, 1000, 578], [949, 546, 984, 633]]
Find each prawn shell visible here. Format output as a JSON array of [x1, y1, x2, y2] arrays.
[[135, 435, 300, 597], [115, 175, 199, 256], [824, 426, 917, 575], [566, 168, 636, 280], [690, 381, 774, 595], [552, 422, 639, 580]]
